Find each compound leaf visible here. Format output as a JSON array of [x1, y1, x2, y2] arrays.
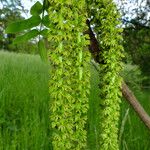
[[38, 40, 47, 62], [40, 29, 49, 37], [6, 16, 41, 33], [42, 15, 50, 28], [13, 29, 39, 44], [30, 1, 43, 16]]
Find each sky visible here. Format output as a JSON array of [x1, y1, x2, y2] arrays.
[[21, 0, 37, 18], [0, 0, 149, 20], [21, 0, 149, 19], [0, 0, 36, 18]]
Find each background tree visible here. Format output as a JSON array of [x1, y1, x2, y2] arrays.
[[116, 0, 150, 86], [0, 0, 38, 53]]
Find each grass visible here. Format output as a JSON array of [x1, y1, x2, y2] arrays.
[[0, 51, 51, 149], [119, 89, 150, 150], [0, 50, 149, 149]]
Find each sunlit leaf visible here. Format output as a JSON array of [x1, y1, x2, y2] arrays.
[[30, 1, 43, 16], [5, 16, 41, 33], [42, 15, 50, 28]]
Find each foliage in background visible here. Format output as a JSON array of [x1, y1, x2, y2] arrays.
[[123, 26, 150, 86], [0, 2, 23, 50], [0, 0, 38, 53], [121, 63, 147, 90], [87, 0, 124, 149], [116, 0, 150, 85], [47, 0, 91, 149]]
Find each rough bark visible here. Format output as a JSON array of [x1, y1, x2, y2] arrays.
[[122, 81, 150, 129]]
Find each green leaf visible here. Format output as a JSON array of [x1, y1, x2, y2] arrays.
[[40, 29, 48, 37], [13, 29, 39, 44], [38, 40, 47, 62], [30, 1, 43, 16], [42, 15, 50, 27], [44, 0, 50, 11], [5, 16, 41, 33]]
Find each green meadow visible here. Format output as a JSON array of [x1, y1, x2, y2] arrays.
[[0, 51, 149, 150]]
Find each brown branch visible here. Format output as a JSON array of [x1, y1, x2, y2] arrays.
[[122, 81, 150, 129], [86, 19, 150, 130]]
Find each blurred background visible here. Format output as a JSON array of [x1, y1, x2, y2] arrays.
[[0, 0, 150, 150], [0, 0, 150, 86]]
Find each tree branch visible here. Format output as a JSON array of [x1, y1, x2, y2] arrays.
[[86, 19, 150, 130], [122, 81, 150, 129]]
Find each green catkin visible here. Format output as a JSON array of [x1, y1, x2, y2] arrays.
[[48, 1, 91, 149], [87, 0, 124, 150]]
